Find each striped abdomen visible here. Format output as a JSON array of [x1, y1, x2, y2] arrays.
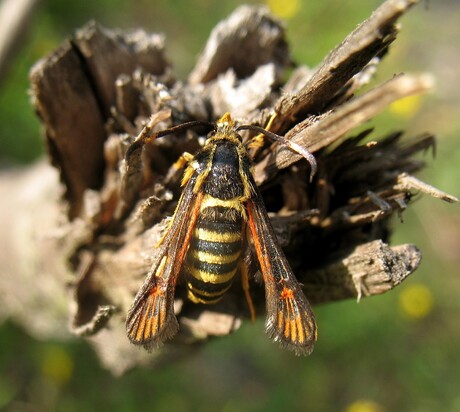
[[185, 201, 244, 304]]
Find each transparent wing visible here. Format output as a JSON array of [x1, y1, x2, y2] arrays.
[[246, 192, 317, 355], [126, 180, 203, 350]]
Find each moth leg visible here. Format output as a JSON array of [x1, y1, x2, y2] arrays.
[[240, 259, 256, 322], [172, 152, 194, 170], [248, 112, 278, 150], [165, 152, 194, 184]]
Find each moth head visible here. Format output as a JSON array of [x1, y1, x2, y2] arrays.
[[206, 112, 242, 145]]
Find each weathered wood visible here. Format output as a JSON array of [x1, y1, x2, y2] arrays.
[[254, 74, 434, 184], [29, 22, 169, 217], [188, 5, 290, 85], [30, 42, 107, 217], [265, 0, 419, 133], [303, 240, 422, 303]]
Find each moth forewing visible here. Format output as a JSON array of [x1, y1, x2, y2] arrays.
[[246, 191, 317, 355], [125, 178, 203, 350], [125, 249, 179, 350]]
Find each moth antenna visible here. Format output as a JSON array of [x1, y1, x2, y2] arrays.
[[126, 120, 215, 160], [236, 124, 317, 181]]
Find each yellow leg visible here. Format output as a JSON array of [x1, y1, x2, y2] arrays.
[[172, 152, 194, 171], [164, 151, 194, 186], [248, 112, 278, 149]]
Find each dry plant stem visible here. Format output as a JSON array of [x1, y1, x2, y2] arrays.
[[0, 0, 40, 84], [254, 74, 433, 184], [395, 174, 458, 203], [267, 0, 418, 132]]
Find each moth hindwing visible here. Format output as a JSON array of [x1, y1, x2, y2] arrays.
[[126, 113, 317, 355]]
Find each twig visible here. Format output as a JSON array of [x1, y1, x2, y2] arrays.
[[0, 0, 40, 84]]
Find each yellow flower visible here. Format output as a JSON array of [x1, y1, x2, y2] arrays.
[[399, 283, 434, 319], [389, 94, 422, 119], [41, 346, 74, 386], [267, 0, 300, 19], [346, 399, 384, 412]]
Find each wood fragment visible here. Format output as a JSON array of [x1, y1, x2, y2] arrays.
[[395, 173, 459, 203], [29, 42, 107, 217], [303, 240, 421, 303], [254, 73, 434, 184], [189, 5, 290, 85], [264, 0, 419, 133]]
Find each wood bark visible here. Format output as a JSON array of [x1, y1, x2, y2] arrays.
[[1, 0, 457, 374]]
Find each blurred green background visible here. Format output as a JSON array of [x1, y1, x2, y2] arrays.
[[1, 0, 459, 411]]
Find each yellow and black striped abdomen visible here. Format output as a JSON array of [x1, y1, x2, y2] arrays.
[[185, 202, 244, 304]]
